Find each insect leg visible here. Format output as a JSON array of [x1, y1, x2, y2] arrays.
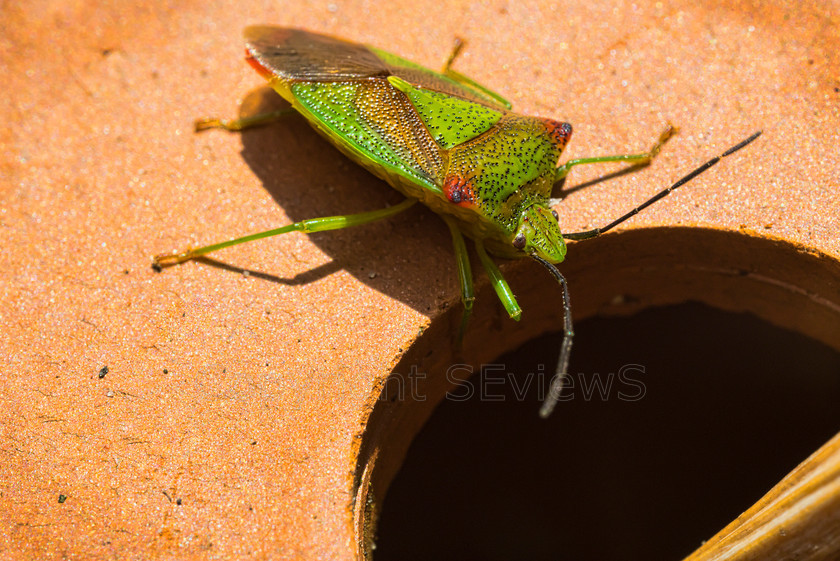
[[194, 108, 296, 132], [442, 37, 466, 72], [530, 255, 574, 419], [554, 125, 677, 181], [563, 131, 762, 241], [154, 198, 417, 267], [442, 217, 475, 345], [441, 38, 512, 110], [475, 241, 522, 321]]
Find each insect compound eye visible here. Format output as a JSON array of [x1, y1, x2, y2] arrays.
[[551, 209, 559, 221], [512, 233, 527, 250]]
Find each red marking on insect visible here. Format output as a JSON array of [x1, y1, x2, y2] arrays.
[[245, 50, 273, 79], [444, 175, 477, 208], [542, 119, 573, 148]]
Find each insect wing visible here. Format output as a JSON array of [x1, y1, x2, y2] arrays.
[[244, 26, 508, 109], [368, 47, 510, 110], [244, 26, 390, 81], [245, 26, 448, 194]]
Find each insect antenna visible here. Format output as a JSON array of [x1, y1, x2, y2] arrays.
[[531, 254, 574, 418], [563, 131, 762, 241], [537, 131, 761, 417]]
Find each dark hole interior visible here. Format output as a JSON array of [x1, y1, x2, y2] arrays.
[[374, 302, 840, 561]]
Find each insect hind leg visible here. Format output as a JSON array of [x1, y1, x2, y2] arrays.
[[153, 199, 417, 268], [194, 108, 295, 132], [441, 38, 512, 110]]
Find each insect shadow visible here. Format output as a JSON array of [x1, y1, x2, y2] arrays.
[[190, 85, 640, 313], [213, 87, 451, 302]]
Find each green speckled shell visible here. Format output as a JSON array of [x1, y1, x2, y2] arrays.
[[243, 26, 571, 255], [291, 81, 445, 191], [386, 76, 504, 150]]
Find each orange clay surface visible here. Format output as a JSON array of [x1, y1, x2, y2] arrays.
[[1, 0, 839, 559]]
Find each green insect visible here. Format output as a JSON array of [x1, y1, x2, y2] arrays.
[[154, 27, 760, 417]]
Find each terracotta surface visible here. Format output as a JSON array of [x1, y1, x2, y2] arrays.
[[2, 0, 838, 559]]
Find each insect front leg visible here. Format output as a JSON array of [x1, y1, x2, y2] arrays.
[[194, 108, 296, 132], [442, 217, 475, 346], [153, 198, 417, 267], [554, 125, 677, 181], [474, 241, 522, 322]]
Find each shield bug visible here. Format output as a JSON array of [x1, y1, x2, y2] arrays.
[[154, 27, 760, 417]]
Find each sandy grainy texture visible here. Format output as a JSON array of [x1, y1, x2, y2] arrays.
[[1, 0, 838, 559]]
